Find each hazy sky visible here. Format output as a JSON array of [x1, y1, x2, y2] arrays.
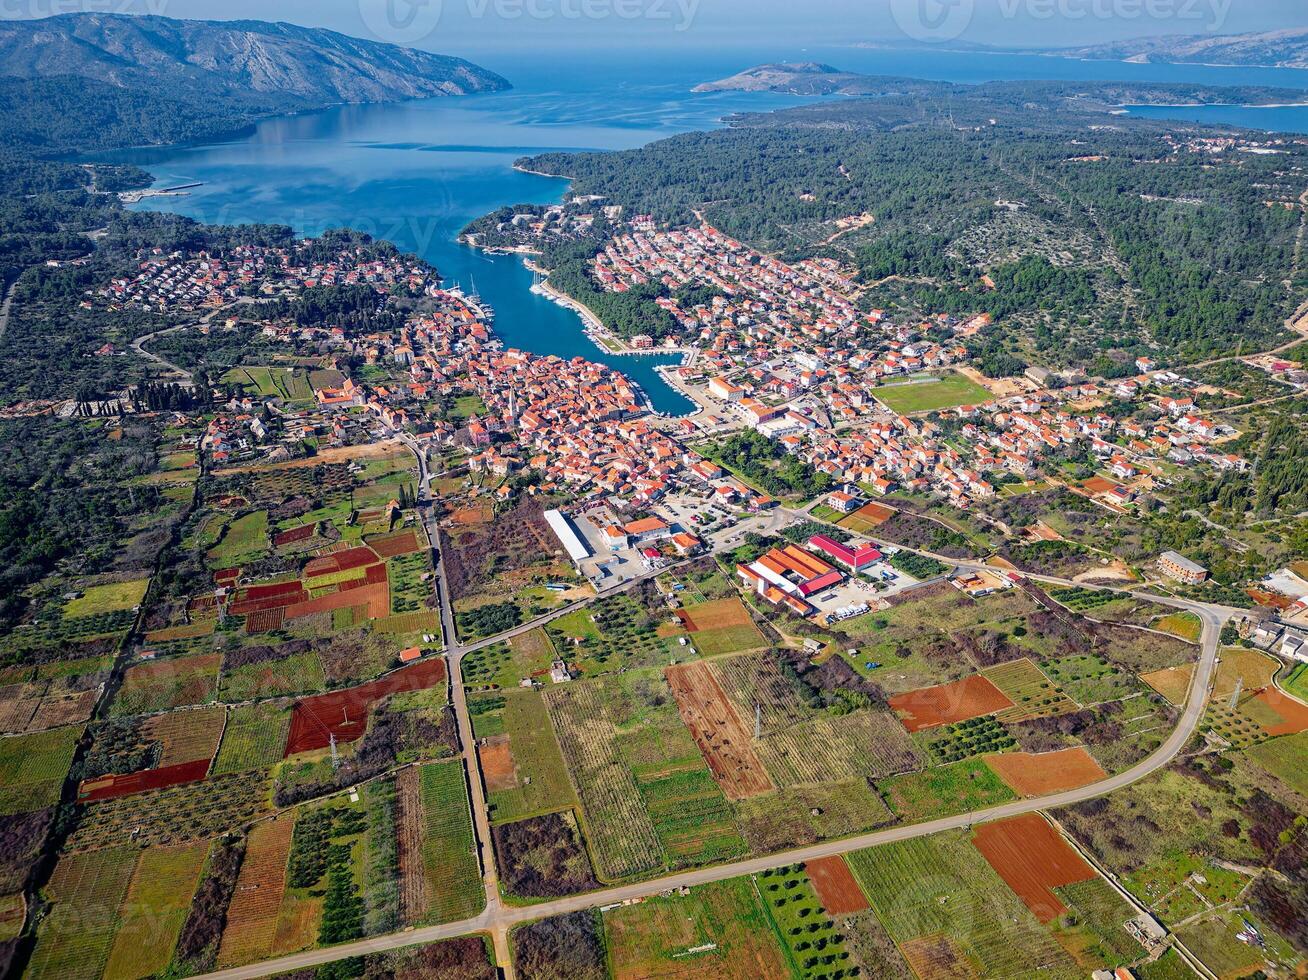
[[20, 0, 1308, 53]]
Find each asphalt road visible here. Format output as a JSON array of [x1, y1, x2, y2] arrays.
[[191, 506, 1228, 980]]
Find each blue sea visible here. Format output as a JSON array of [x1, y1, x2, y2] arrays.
[[116, 45, 1308, 414]]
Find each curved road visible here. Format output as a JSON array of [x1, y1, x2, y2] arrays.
[[192, 539, 1228, 980]]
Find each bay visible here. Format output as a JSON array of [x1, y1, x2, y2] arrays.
[[116, 45, 1308, 413]]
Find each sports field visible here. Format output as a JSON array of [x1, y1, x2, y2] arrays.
[[872, 372, 992, 414]]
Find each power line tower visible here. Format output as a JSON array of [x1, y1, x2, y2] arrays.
[[329, 733, 340, 772], [754, 703, 762, 741], [1229, 676, 1243, 712]]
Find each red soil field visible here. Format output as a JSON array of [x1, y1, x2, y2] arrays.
[[241, 580, 305, 601], [284, 578, 388, 621], [284, 658, 447, 756], [368, 529, 422, 558], [851, 502, 895, 525], [1256, 688, 1308, 736], [806, 856, 869, 916], [229, 590, 309, 616], [984, 747, 1107, 797], [972, 814, 1095, 923], [480, 736, 518, 791], [244, 607, 286, 633], [666, 661, 774, 799], [273, 524, 317, 547], [303, 546, 380, 578], [78, 758, 211, 802], [889, 676, 1014, 732]]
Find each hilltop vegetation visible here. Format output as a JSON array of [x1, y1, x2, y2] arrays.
[[519, 78, 1308, 366]]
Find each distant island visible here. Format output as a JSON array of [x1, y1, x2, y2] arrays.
[[693, 62, 945, 97], [695, 63, 1306, 110], [1046, 27, 1308, 71], [0, 13, 510, 151], [856, 27, 1308, 72]]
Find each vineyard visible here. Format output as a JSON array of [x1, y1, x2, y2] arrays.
[[711, 652, 814, 735], [27, 847, 137, 980], [982, 659, 1079, 724], [753, 709, 923, 787], [143, 705, 226, 766], [216, 817, 295, 968], [0, 723, 80, 814], [847, 833, 1080, 979], [418, 762, 485, 923], [212, 701, 293, 775], [544, 681, 663, 880], [634, 760, 747, 867], [103, 842, 209, 980]]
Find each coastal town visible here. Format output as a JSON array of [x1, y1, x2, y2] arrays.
[[5, 18, 1308, 978]]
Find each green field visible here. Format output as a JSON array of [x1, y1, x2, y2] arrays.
[[634, 759, 746, 868], [417, 762, 485, 923], [1283, 662, 1308, 703], [64, 579, 150, 618], [476, 690, 577, 824], [207, 511, 269, 567], [221, 366, 314, 402], [1245, 730, 1308, 795], [603, 875, 789, 978], [103, 843, 209, 980], [872, 372, 992, 414], [0, 724, 80, 814], [878, 757, 1016, 823], [847, 833, 1077, 979], [28, 848, 138, 980], [213, 702, 293, 774]]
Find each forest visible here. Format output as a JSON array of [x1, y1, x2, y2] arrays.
[[517, 80, 1306, 365]]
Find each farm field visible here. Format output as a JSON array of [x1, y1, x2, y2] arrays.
[[879, 757, 1016, 823], [207, 510, 270, 568], [752, 707, 923, 786], [1051, 877, 1146, 971], [1283, 662, 1308, 702], [144, 704, 226, 766], [889, 674, 1014, 732], [735, 780, 894, 853], [970, 814, 1096, 923], [981, 658, 1079, 723], [872, 371, 992, 414], [669, 597, 767, 657], [1140, 664, 1193, 705], [1041, 655, 1144, 705], [805, 855, 869, 916], [221, 366, 314, 402], [27, 847, 137, 980], [1244, 730, 1308, 794], [111, 654, 220, 716], [847, 832, 1079, 979], [665, 661, 773, 800], [543, 673, 680, 880], [212, 701, 293, 775], [985, 747, 1107, 797], [103, 842, 209, 980], [603, 875, 790, 980], [217, 817, 295, 968], [416, 762, 484, 923], [757, 864, 859, 977], [0, 723, 80, 814], [473, 689, 576, 825], [68, 770, 271, 851], [63, 579, 150, 619]]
